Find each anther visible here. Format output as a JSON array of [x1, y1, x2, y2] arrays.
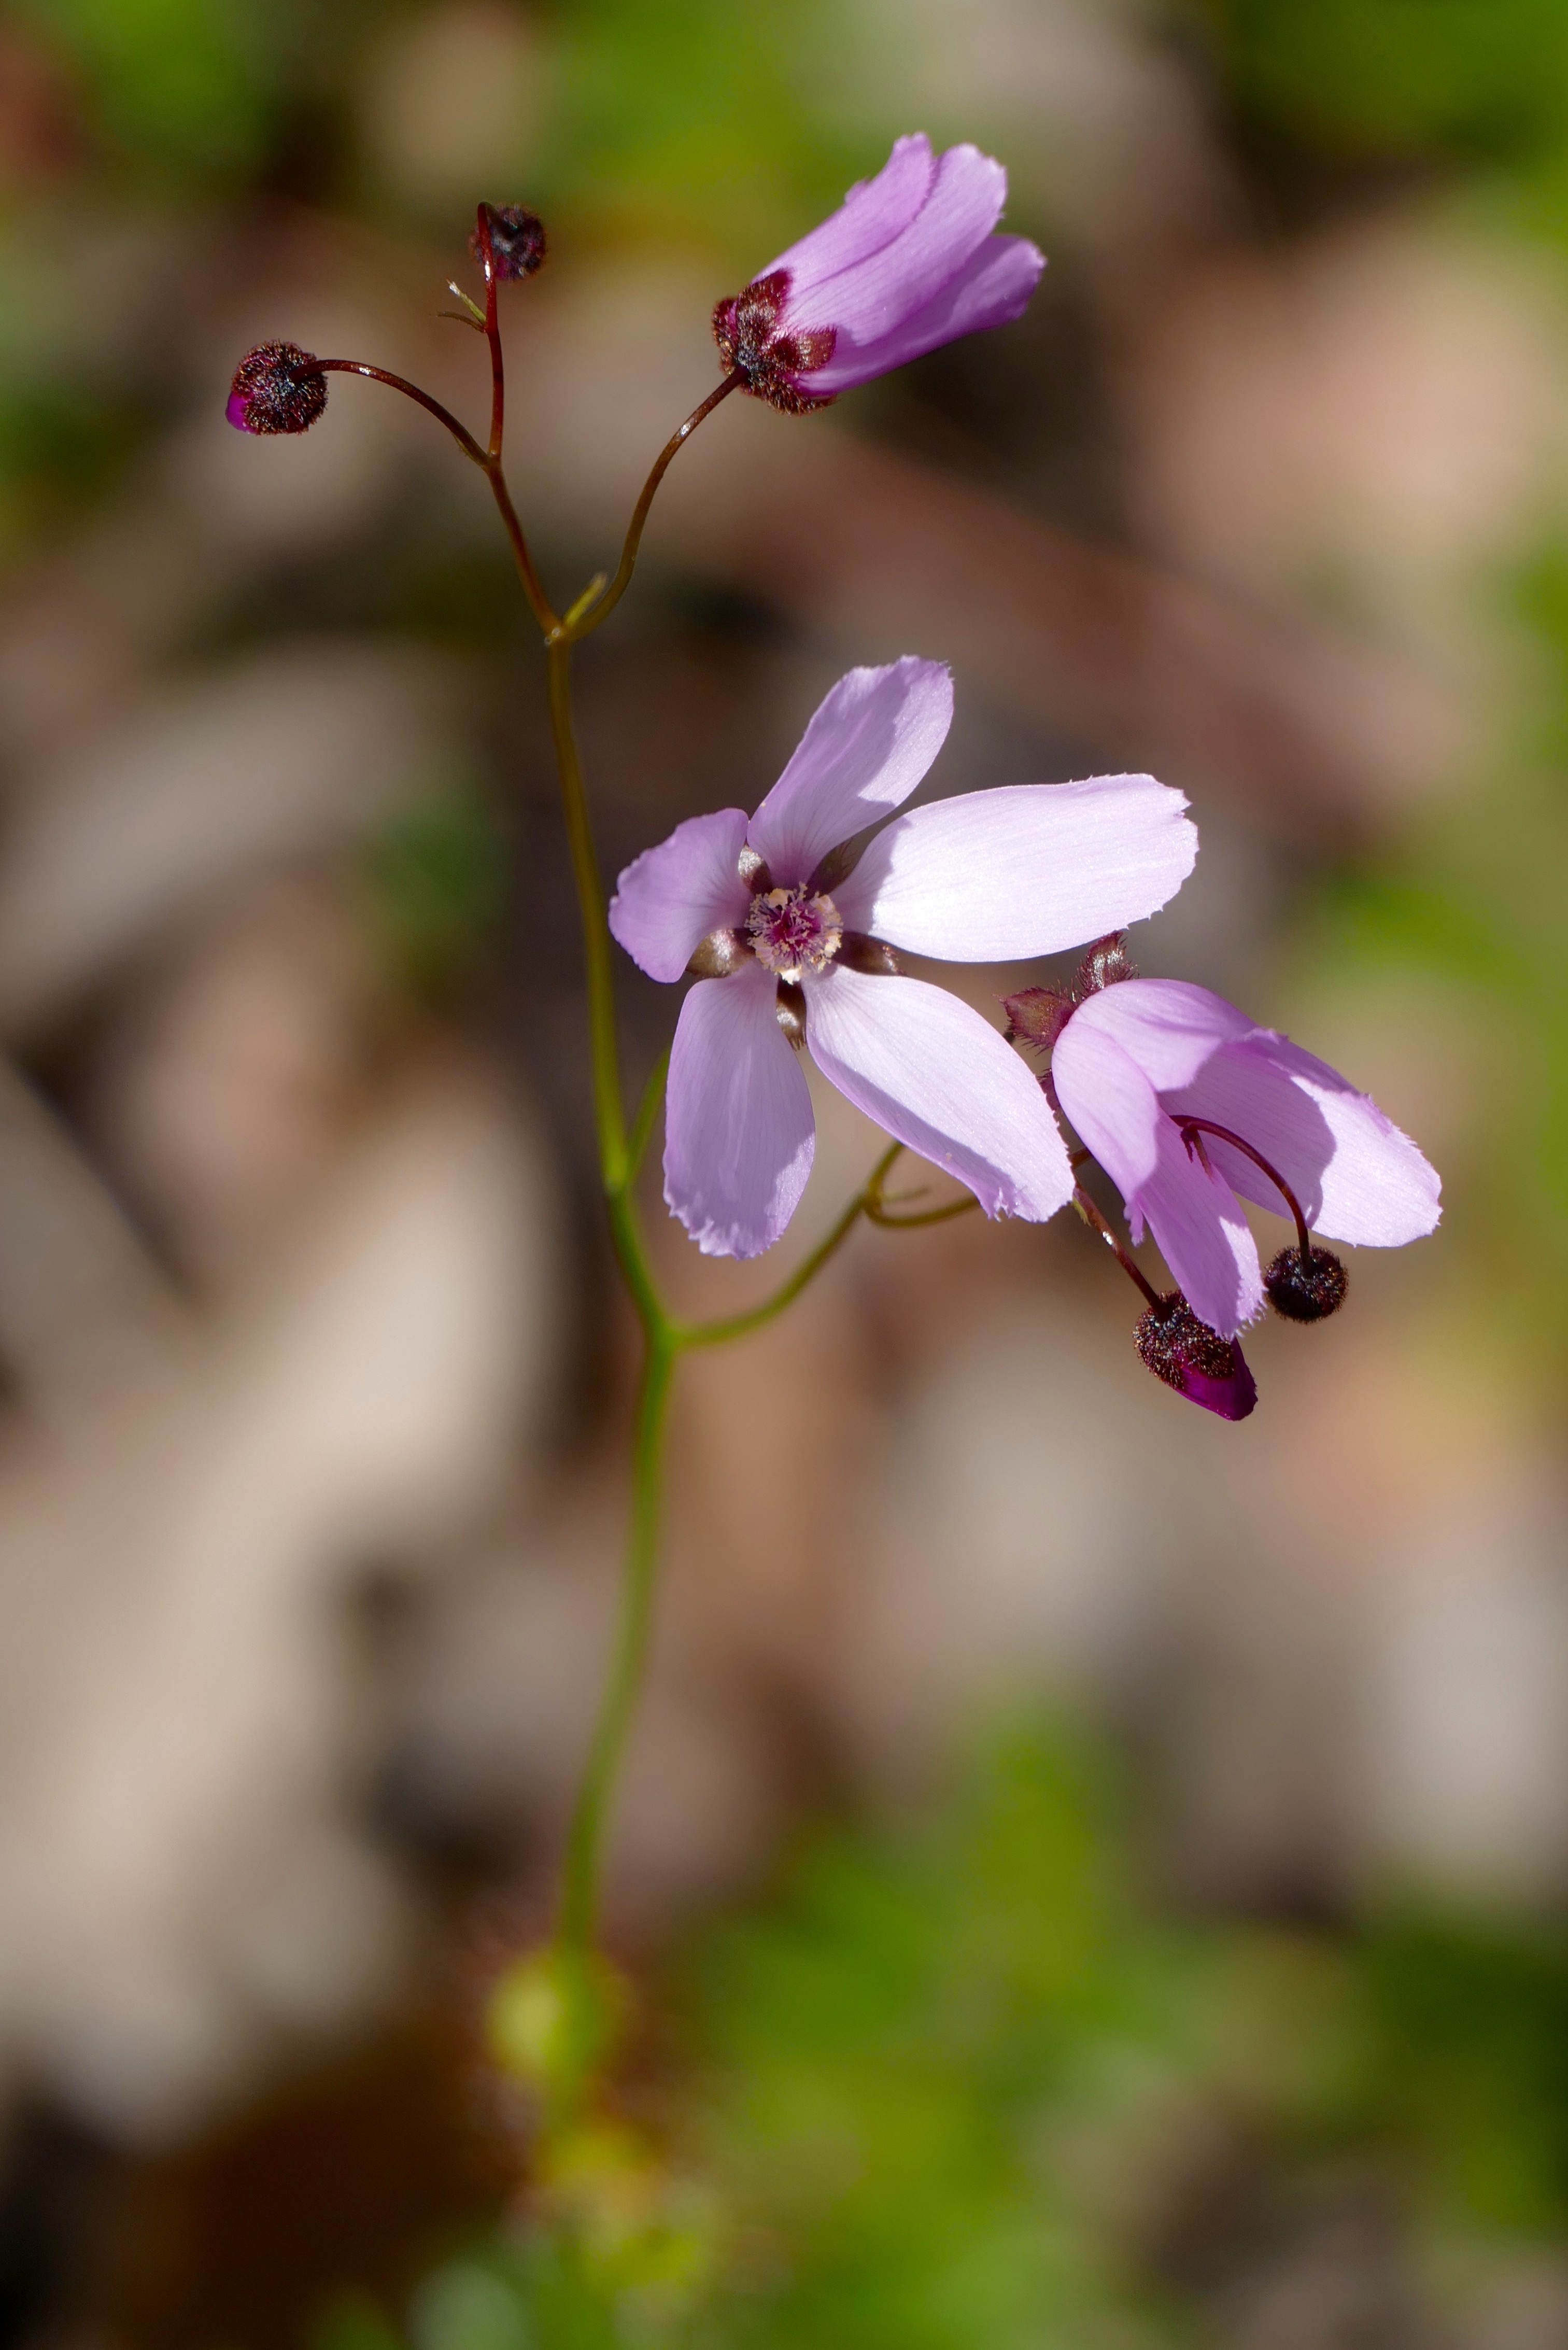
[[1175, 1115, 1346, 1324]]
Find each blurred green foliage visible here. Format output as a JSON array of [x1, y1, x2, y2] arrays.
[[1309, 542, 1568, 1358], [312, 1721, 1568, 2348], [9, 0, 294, 176], [1202, 0, 1568, 165], [533, 0, 861, 256], [362, 771, 510, 1001]]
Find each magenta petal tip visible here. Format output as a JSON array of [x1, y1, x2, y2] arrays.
[[1135, 1294, 1257, 1421], [225, 341, 327, 436]]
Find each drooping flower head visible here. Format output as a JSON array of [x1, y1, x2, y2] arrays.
[[1016, 948, 1441, 1340], [609, 659, 1196, 1258], [226, 341, 327, 435], [713, 134, 1044, 413]]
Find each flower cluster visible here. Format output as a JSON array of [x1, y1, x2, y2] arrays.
[[227, 131, 1443, 1417], [612, 655, 1440, 1413]]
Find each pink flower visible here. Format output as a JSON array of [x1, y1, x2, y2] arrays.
[[609, 658, 1197, 1259], [713, 134, 1044, 413], [1049, 976, 1442, 1338]]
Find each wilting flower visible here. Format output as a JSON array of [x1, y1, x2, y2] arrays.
[[226, 341, 327, 435], [713, 134, 1044, 413], [609, 658, 1196, 1258], [1046, 974, 1441, 1337]]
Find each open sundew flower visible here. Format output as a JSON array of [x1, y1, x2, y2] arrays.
[[1042, 967, 1442, 1338], [609, 658, 1197, 1258], [713, 133, 1044, 413]]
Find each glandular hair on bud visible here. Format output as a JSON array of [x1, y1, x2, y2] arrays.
[[1001, 984, 1072, 1051], [226, 342, 327, 435], [474, 203, 546, 280], [1075, 932, 1137, 996], [1264, 1245, 1348, 1322], [1135, 1293, 1256, 1421]]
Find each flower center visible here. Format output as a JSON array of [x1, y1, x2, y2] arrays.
[[745, 884, 842, 979]]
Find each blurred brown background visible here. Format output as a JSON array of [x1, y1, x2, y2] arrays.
[[0, 1, 1565, 2342]]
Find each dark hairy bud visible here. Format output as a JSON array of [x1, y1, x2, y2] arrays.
[[1001, 984, 1072, 1051], [1264, 1245, 1348, 1322], [473, 203, 546, 280], [712, 272, 838, 414], [1075, 932, 1137, 996], [1134, 1293, 1256, 1420], [226, 341, 327, 435]]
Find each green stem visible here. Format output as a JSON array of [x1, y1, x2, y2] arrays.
[[681, 1143, 902, 1347], [866, 1192, 981, 1231], [545, 638, 629, 1191], [560, 372, 743, 642], [556, 1332, 677, 1958]]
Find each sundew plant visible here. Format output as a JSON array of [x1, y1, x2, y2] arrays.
[[229, 133, 1442, 2255]]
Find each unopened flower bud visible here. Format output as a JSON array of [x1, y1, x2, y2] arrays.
[[1001, 984, 1073, 1051], [486, 1945, 626, 2102], [1075, 932, 1137, 995], [225, 341, 327, 435], [472, 202, 546, 280], [1134, 1293, 1256, 1420], [1264, 1245, 1348, 1322]]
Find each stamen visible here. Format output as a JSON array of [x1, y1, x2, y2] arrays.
[[1174, 1114, 1347, 1324], [1175, 1115, 1315, 1264], [746, 885, 842, 979]]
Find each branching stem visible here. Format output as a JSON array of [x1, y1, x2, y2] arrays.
[[324, 281, 970, 2068]]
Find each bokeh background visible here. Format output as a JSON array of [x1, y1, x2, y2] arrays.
[[2, 1, 1567, 2342]]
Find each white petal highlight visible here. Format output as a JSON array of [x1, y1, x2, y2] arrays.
[[803, 964, 1072, 1220], [834, 775, 1197, 961], [747, 658, 953, 886], [663, 965, 816, 1259]]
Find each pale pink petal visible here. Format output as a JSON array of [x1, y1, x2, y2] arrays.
[[608, 807, 751, 983], [764, 134, 936, 294], [1165, 1032, 1442, 1246], [833, 775, 1196, 960], [1075, 981, 1442, 1246], [1066, 977, 1255, 1089], [802, 964, 1072, 1220], [664, 964, 815, 1258], [785, 144, 1006, 344], [748, 658, 952, 884], [807, 233, 1044, 391], [1052, 1015, 1262, 1335]]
